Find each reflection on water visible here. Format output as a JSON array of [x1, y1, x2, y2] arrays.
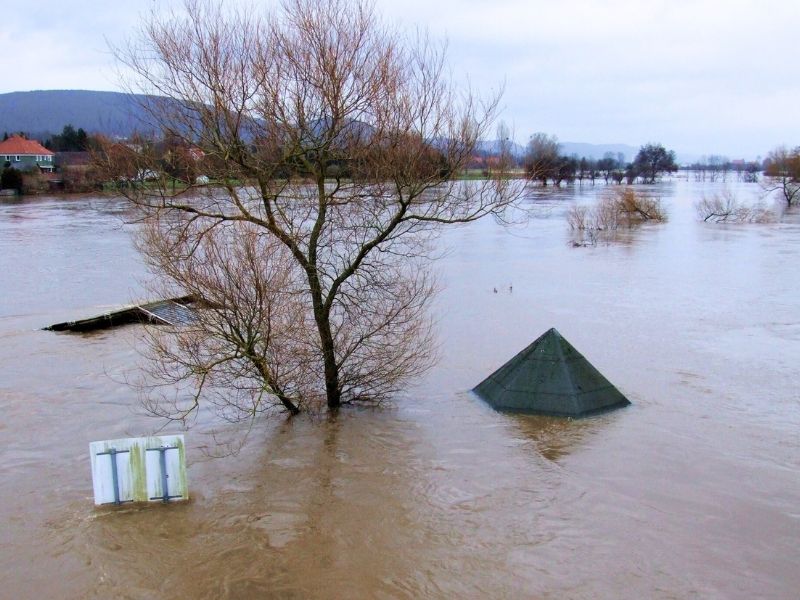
[[510, 413, 599, 462], [2, 181, 800, 599]]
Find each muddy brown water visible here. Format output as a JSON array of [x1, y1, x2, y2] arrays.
[[1, 181, 799, 599]]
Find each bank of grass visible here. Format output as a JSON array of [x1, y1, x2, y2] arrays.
[[101, 177, 245, 194], [456, 168, 527, 181], [100, 171, 526, 193]]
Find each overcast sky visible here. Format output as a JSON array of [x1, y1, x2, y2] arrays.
[[2, 0, 798, 158]]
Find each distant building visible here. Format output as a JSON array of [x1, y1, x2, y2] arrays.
[[0, 136, 55, 172]]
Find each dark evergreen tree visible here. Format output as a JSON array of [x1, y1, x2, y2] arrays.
[[48, 125, 90, 151], [1, 167, 23, 191]]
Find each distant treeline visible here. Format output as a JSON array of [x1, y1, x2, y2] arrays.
[[3, 123, 797, 201], [684, 155, 761, 182], [2, 125, 96, 151], [516, 133, 679, 186], [477, 133, 765, 186]]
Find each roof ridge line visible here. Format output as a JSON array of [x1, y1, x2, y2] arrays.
[[554, 332, 578, 399]]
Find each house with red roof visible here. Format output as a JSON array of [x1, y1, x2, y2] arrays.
[[0, 136, 55, 173]]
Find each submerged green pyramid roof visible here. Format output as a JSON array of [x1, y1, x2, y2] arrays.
[[473, 328, 630, 417]]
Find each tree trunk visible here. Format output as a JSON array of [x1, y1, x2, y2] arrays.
[[281, 397, 301, 415], [254, 361, 300, 415], [314, 307, 341, 409], [320, 326, 342, 409], [306, 267, 342, 409]]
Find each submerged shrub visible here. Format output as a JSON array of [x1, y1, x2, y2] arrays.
[[613, 187, 666, 224], [567, 187, 666, 245], [695, 190, 776, 224]]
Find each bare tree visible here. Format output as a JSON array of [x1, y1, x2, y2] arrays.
[[524, 132, 560, 185], [762, 145, 800, 207], [138, 221, 315, 420], [695, 189, 775, 224], [597, 152, 621, 184], [104, 0, 517, 420], [631, 143, 678, 184]]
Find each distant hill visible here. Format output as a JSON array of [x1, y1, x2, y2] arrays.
[[0, 90, 153, 139], [0, 90, 646, 163], [559, 142, 638, 162], [475, 139, 527, 158]]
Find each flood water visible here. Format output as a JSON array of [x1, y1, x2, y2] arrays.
[[1, 180, 799, 599]]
